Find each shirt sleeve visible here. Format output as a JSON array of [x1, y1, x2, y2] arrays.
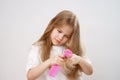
[[26, 45, 42, 73]]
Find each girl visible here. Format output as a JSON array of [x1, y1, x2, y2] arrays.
[[26, 10, 93, 80]]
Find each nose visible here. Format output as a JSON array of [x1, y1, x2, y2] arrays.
[[58, 34, 64, 40]]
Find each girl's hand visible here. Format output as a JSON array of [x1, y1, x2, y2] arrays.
[[69, 54, 81, 66], [49, 54, 65, 66]]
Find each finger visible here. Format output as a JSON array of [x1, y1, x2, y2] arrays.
[[58, 56, 64, 62], [56, 59, 63, 66], [71, 63, 76, 67], [58, 54, 65, 58]]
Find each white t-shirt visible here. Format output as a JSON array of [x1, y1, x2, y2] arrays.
[[26, 45, 91, 80]]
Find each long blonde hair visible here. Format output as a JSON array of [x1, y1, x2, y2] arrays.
[[34, 10, 84, 79]]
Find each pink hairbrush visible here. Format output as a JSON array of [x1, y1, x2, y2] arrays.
[[49, 49, 72, 77]]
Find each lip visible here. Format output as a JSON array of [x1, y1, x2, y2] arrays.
[[55, 38, 61, 43]]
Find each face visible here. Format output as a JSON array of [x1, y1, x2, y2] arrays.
[[50, 25, 73, 46]]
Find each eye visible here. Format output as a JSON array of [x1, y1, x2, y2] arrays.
[[57, 29, 62, 33], [64, 35, 70, 38]]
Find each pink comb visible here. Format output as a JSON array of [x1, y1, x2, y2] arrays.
[[64, 49, 72, 58], [49, 49, 72, 77]]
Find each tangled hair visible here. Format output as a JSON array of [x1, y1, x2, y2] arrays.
[[34, 10, 84, 79]]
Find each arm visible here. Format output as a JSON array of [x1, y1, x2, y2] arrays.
[[70, 54, 93, 75], [27, 55, 64, 80], [78, 56, 93, 75], [27, 59, 51, 80]]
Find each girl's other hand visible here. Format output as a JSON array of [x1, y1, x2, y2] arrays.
[[49, 54, 65, 66]]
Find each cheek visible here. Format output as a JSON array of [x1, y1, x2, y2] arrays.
[[62, 38, 68, 43], [51, 31, 57, 38], [53, 33, 58, 38]]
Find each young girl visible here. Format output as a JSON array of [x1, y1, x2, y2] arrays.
[[26, 10, 93, 80]]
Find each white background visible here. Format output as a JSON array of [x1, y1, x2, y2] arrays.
[[0, 0, 120, 80]]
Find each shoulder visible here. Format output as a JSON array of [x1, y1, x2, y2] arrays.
[[27, 45, 41, 58], [31, 45, 40, 51], [26, 45, 41, 73]]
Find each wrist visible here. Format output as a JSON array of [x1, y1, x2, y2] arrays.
[[77, 56, 82, 64], [46, 59, 52, 67]]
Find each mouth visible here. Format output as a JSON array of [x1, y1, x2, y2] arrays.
[[55, 39, 61, 44]]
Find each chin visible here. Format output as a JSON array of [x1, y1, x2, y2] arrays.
[[53, 44, 61, 46], [53, 43, 62, 46]]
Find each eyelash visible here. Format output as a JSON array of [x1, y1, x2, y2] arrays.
[[57, 30, 62, 33], [64, 35, 70, 38], [57, 29, 70, 38]]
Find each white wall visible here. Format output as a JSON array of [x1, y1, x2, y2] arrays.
[[0, 0, 120, 80]]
